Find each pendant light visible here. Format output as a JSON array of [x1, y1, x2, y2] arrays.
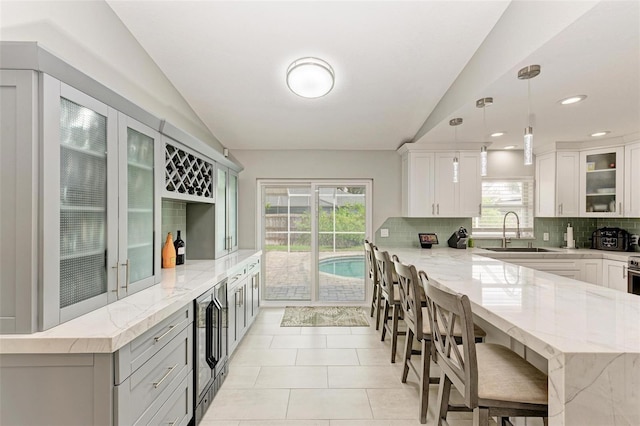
[[450, 118, 463, 183], [476, 97, 493, 177], [518, 65, 540, 165]]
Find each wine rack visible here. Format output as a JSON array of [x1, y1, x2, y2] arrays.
[[165, 143, 214, 199]]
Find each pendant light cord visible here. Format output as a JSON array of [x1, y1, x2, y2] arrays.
[[527, 79, 531, 126]]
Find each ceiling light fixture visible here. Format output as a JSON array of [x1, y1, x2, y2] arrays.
[[518, 64, 540, 166], [286, 57, 335, 98], [559, 95, 587, 105], [490, 132, 505, 137], [476, 97, 493, 177], [450, 118, 463, 183], [504, 145, 516, 150], [591, 131, 610, 137]]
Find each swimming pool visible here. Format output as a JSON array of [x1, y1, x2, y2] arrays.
[[319, 255, 364, 278]]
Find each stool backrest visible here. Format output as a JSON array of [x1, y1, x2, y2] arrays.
[[393, 259, 423, 340], [423, 283, 478, 409], [364, 240, 376, 287], [373, 247, 395, 304]]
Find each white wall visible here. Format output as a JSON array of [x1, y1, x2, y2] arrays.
[[487, 150, 534, 178], [233, 150, 402, 249], [0, 0, 224, 152]]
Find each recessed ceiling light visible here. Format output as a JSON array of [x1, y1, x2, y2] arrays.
[[286, 57, 335, 98], [559, 95, 587, 105], [490, 132, 505, 137], [504, 145, 516, 150], [590, 131, 610, 137]]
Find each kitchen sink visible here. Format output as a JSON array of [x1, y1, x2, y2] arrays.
[[483, 247, 555, 252]]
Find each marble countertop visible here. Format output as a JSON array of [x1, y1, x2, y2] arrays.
[[473, 246, 638, 262], [0, 250, 261, 355], [380, 247, 640, 358]]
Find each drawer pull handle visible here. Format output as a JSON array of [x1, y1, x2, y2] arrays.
[[154, 325, 176, 343], [168, 417, 180, 426], [153, 364, 178, 388]]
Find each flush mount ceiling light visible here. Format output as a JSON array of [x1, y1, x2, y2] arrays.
[[286, 57, 335, 98], [559, 95, 587, 105], [518, 64, 541, 166], [490, 132, 505, 137], [591, 131, 610, 137], [476, 97, 493, 177]]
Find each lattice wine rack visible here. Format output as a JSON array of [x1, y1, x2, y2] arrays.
[[165, 143, 214, 199]]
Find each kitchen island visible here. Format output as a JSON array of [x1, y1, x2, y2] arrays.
[[382, 246, 639, 426]]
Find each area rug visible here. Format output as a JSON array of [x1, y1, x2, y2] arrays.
[[280, 306, 370, 327]]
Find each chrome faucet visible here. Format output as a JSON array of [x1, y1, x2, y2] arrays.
[[502, 211, 521, 248]]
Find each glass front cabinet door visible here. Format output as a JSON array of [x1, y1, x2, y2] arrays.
[[41, 76, 161, 330], [579, 147, 624, 217]]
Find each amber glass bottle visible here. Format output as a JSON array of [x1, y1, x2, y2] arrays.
[[162, 232, 176, 268]]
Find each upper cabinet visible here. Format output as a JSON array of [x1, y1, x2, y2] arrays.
[[624, 141, 640, 217], [535, 151, 579, 217], [579, 147, 624, 217], [215, 164, 239, 258], [41, 76, 163, 330], [399, 146, 481, 218]]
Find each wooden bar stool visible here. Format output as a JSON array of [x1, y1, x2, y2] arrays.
[[424, 284, 548, 426], [373, 247, 404, 363], [364, 240, 382, 330]]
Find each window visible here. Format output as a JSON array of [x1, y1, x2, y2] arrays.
[[473, 178, 534, 238]]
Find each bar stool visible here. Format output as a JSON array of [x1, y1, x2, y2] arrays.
[[364, 240, 382, 330], [423, 283, 548, 426], [373, 247, 404, 363]]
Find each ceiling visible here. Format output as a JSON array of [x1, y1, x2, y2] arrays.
[[107, 1, 639, 152]]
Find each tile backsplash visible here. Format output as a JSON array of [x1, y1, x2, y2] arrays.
[[376, 216, 640, 251], [161, 200, 187, 246]]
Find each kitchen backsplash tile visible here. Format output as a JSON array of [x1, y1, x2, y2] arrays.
[[377, 216, 639, 250], [161, 200, 187, 244]]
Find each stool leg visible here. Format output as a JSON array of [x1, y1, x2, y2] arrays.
[[473, 407, 489, 426], [401, 328, 414, 383], [436, 371, 451, 426], [381, 299, 390, 342], [419, 338, 431, 424], [375, 286, 382, 331], [391, 305, 399, 363]]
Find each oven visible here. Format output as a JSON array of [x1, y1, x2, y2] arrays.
[[628, 256, 640, 296], [194, 279, 228, 424]]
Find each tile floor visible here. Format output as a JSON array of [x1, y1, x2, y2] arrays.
[[202, 307, 496, 426]]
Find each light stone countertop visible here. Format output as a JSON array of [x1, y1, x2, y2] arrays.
[[473, 246, 638, 262], [0, 249, 261, 355], [378, 246, 640, 425]]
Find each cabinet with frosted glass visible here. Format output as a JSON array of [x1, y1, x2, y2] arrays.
[[40, 75, 162, 330], [215, 164, 239, 258], [579, 147, 624, 217]]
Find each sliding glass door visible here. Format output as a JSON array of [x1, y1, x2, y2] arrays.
[[260, 181, 371, 304]]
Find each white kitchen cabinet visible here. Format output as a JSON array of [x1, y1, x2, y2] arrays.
[[399, 146, 481, 218], [624, 141, 640, 217], [602, 259, 628, 292], [163, 137, 215, 204], [535, 151, 579, 217], [580, 147, 624, 217], [215, 164, 239, 258], [577, 259, 602, 285]]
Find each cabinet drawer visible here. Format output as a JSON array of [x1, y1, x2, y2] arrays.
[[246, 257, 260, 273], [115, 304, 192, 384], [115, 323, 192, 425], [147, 371, 193, 426]]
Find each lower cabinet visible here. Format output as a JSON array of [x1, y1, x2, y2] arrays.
[[228, 256, 261, 356], [602, 259, 628, 292], [0, 305, 193, 426], [504, 259, 581, 280]]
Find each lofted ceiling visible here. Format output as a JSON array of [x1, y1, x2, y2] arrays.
[[107, 1, 639, 152]]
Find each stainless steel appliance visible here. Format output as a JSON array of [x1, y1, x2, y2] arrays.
[[628, 256, 640, 296], [590, 227, 630, 251], [194, 280, 228, 424], [447, 227, 469, 249]]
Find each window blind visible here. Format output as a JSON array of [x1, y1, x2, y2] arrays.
[[473, 178, 534, 237]]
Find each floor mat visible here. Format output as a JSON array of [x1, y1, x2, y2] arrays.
[[280, 306, 370, 327]]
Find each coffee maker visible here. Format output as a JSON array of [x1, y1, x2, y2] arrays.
[[447, 227, 469, 249]]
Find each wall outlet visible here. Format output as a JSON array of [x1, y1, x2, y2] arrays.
[[380, 228, 389, 238], [543, 232, 549, 241]]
